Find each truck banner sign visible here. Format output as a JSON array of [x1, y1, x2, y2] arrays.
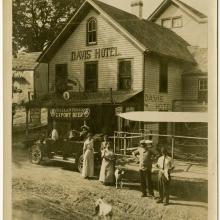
[[49, 108, 90, 119]]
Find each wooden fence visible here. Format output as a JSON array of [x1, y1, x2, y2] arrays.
[[110, 131, 208, 158]]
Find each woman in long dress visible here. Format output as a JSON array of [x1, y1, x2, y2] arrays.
[[100, 135, 109, 151], [99, 137, 115, 185], [82, 133, 94, 179]]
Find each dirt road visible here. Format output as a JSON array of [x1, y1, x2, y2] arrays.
[[12, 135, 208, 220]]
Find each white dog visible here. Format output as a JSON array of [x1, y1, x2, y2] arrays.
[[94, 198, 113, 220], [115, 168, 125, 189]]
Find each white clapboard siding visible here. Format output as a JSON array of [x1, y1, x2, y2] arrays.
[[49, 10, 143, 92], [154, 4, 207, 48], [144, 55, 183, 111]]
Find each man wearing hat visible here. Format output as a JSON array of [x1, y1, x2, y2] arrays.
[[132, 140, 154, 197]]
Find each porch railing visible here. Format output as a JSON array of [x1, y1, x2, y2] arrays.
[[110, 131, 208, 159]]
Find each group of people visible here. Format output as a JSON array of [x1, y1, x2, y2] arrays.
[[50, 123, 174, 206], [82, 134, 116, 185], [132, 139, 174, 205], [82, 133, 174, 206], [51, 124, 91, 142]]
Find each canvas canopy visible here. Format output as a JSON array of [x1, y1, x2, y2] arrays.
[[117, 111, 208, 123]]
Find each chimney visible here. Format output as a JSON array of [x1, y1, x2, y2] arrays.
[[131, 0, 143, 19]]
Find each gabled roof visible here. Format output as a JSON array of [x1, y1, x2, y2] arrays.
[[175, 0, 207, 19], [13, 52, 41, 71], [38, 0, 194, 63], [183, 46, 207, 75], [148, 0, 207, 23]]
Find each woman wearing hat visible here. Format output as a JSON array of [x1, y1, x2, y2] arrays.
[[82, 133, 94, 179], [79, 124, 89, 140], [99, 136, 115, 185], [132, 140, 154, 197]]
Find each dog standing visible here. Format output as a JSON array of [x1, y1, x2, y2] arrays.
[[114, 168, 125, 189], [94, 198, 113, 220]]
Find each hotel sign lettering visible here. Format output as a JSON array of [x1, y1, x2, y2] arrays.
[[50, 108, 90, 119], [71, 47, 119, 61], [144, 94, 171, 111]]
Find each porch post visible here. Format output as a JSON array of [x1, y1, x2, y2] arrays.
[[25, 107, 29, 136], [123, 133, 126, 155], [113, 131, 116, 154], [171, 136, 174, 159], [171, 122, 175, 159]]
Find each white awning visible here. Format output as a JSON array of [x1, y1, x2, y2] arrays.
[[117, 111, 208, 123]]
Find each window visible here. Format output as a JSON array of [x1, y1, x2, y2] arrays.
[[159, 59, 168, 93], [118, 59, 132, 90], [55, 64, 68, 94], [161, 18, 172, 28], [199, 79, 208, 91], [198, 78, 208, 103], [87, 18, 97, 45], [172, 17, 182, 28], [161, 17, 183, 28], [85, 62, 98, 92]]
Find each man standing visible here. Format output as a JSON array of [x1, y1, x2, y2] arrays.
[[156, 147, 174, 206], [132, 140, 154, 197]]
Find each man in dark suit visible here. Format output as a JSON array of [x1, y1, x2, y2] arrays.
[[133, 140, 154, 197]]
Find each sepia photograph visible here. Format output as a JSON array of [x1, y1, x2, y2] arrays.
[[4, 0, 217, 219]]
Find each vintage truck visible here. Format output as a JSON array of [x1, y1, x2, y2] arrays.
[[26, 134, 102, 173]]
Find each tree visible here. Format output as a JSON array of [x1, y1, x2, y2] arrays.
[[13, 0, 84, 53]]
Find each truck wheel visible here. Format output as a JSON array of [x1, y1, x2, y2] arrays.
[[30, 145, 42, 164], [77, 154, 83, 173]]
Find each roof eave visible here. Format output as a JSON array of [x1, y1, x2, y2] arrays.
[[37, 0, 89, 63], [147, 0, 170, 21], [87, 0, 146, 52], [144, 50, 195, 64], [148, 0, 207, 23], [38, 0, 147, 63], [12, 68, 35, 71]]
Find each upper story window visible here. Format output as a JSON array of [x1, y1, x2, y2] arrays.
[[161, 18, 172, 28], [172, 17, 183, 28], [161, 16, 183, 28], [118, 59, 132, 90], [87, 18, 97, 45], [159, 59, 168, 93]]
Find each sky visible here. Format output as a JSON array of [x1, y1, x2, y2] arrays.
[[99, 0, 208, 19]]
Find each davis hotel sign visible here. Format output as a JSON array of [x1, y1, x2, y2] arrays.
[[144, 94, 171, 111], [71, 47, 119, 61]]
